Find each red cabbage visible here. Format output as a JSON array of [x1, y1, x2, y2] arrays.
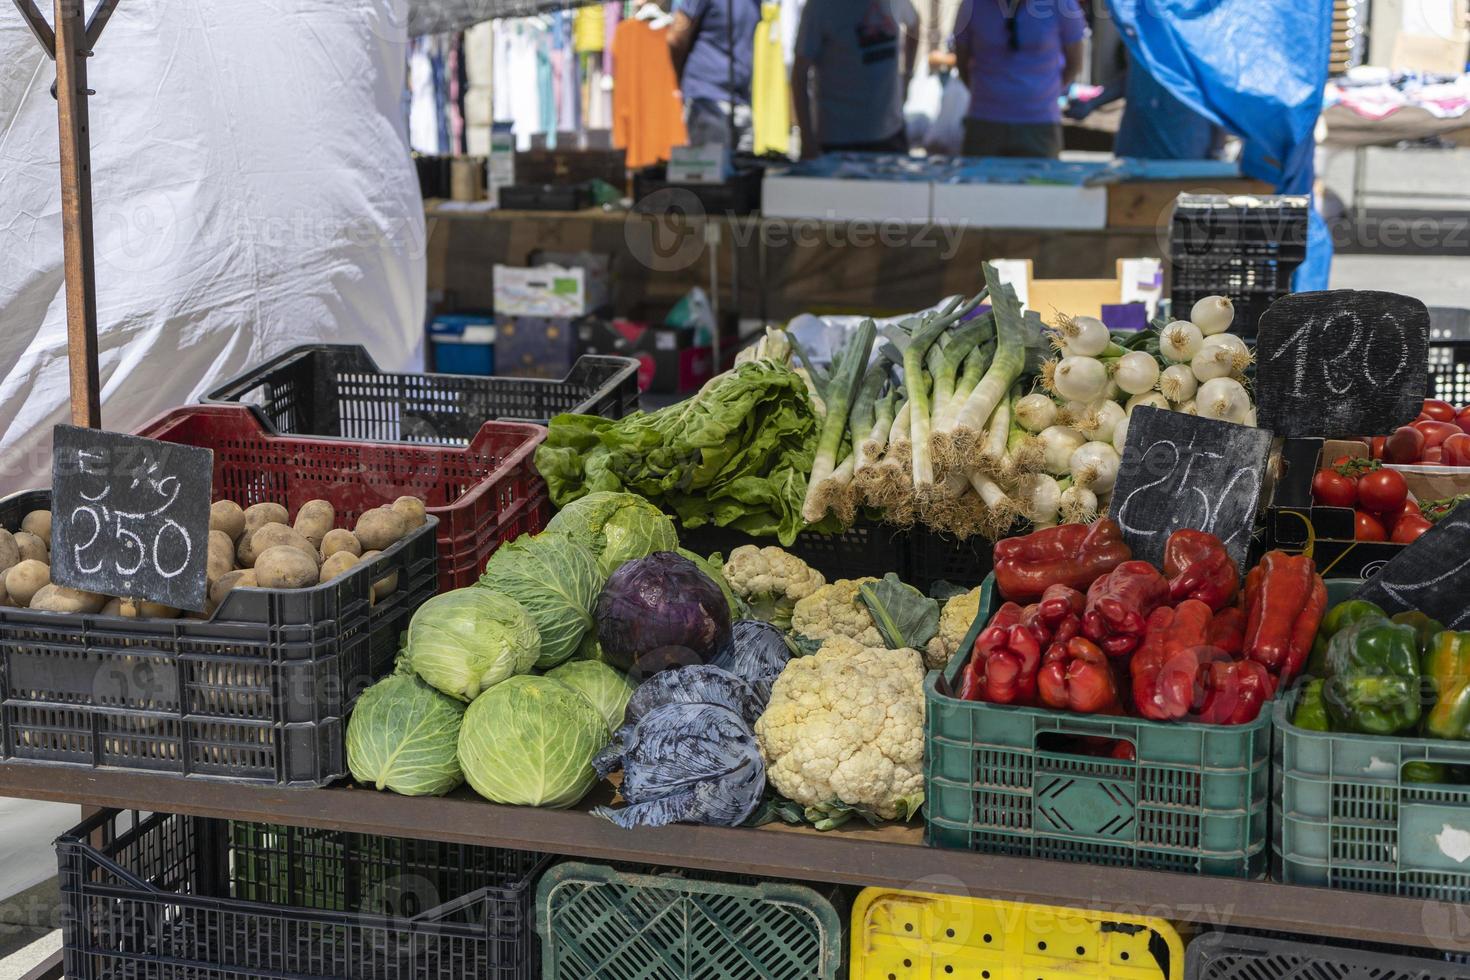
[[594, 552, 731, 676]]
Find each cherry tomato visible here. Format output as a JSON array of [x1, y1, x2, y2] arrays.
[[1455, 406, 1470, 435], [1413, 419, 1462, 449], [1422, 399, 1457, 422], [1444, 433, 1470, 467], [1355, 510, 1387, 542], [1370, 435, 1387, 460], [1385, 425, 1426, 464], [1357, 468, 1408, 515], [1311, 469, 1357, 508], [1392, 514, 1433, 543]]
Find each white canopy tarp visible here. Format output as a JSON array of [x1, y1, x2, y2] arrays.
[[0, 0, 426, 495]]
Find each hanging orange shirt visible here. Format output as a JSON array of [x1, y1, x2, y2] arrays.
[[611, 19, 688, 168]]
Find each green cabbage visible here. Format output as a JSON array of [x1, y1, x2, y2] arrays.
[[548, 660, 635, 733], [458, 675, 609, 808], [405, 588, 540, 701], [545, 491, 679, 577], [347, 673, 465, 796], [479, 532, 601, 669]]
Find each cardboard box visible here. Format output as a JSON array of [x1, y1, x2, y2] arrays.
[[494, 315, 582, 379], [493, 264, 608, 318], [990, 258, 1163, 326], [1267, 437, 1406, 579]]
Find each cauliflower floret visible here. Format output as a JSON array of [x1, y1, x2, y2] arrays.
[[723, 545, 826, 629], [924, 586, 982, 670], [756, 636, 926, 821], [790, 578, 884, 648]]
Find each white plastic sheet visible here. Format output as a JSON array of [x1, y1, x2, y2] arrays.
[[0, 0, 426, 495]]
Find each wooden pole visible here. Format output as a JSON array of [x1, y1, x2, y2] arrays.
[[52, 0, 101, 428]]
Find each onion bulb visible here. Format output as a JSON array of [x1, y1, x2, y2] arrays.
[[1112, 415, 1130, 454], [1196, 377, 1252, 424], [1017, 473, 1062, 526], [1059, 483, 1099, 524], [1158, 320, 1204, 363], [1201, 332, 1252, 375], [1058, 315, 1110, 358], [1175, 398, 1198, 415], [1038, 425, 1087, 476], [1069, 441, 1121, 494], [1081, 400, 1126, 445], [1125, 391, 1169, 414], [1159, 364, 1198, 404], [1190, 295, 1235, 336], [1191, 343, 1234, 382], [1014, 393, 1059, 433], [1051, 356, 1110, 403], [1113, 351, 1161, 395]]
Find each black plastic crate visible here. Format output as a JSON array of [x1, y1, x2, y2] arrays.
[[498, 182, 591, 211], [204, 344, 639, 441], [1186, 930, 1470, 980], [0, 489, 437, 786], [907, 526, 995, 592], [59, 809, 549, 980], [1429, 306, 1470, 405], [632, 166, 763, 216], [680, 520, 907, 586]]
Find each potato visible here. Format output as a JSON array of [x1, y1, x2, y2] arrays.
[[243, 523, 317, 569], [210, 569, 257, 607], [320, 528, 361, 561], [29, 584, 106, 614], [354, 508, 409, 552], [107, 599, 180, 619], [243, 502, 289, 537], [292, 499, 335, 549], [210, 500, 247, 541], [0, 530, 19, 574], [101, 597, 123, 616], [254, 546, 320, 589], [0, 577, 10, 606], [359, 550, 398, 602], [319, 550, 359, 584], [13, 531, 46, 564], [20, 510, 50, 546], [392, 496, 427, 530], [6, 559, 49, 607], [207, 529, 236, 582]]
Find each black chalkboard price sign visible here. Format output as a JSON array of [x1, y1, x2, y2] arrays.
[[1107, 406, 1273, 572], [1353, 502, 1470, 629], [51, 425, 214, 612], [1255, 289, 1429, 439]]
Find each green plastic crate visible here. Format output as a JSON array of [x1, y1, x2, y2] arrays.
[[1275, 682, 1470, 900], [536, 862, 844, 980], [924, 573, 1274, 877]]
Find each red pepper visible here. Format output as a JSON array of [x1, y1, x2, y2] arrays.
[[1110, 740, 1136, 761], [1130, 601, 1215, 721], [1195, 658, 1274, 725], [960, 602, 1046, 704], [1163, 529, 1239, 611], [1038, 636, 1122, 714], [1037, 584, 1085, 627], [1207, 606, 1247, 657], [1243, 551, 1327, 685], [1081, 561, 1170, 657], [993, 519, 1132, 602]]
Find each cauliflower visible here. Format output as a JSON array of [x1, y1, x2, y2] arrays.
[[755, 636, 925, 822], [790, 577, 883, 648], [723, 545, 826, 629], [924, 587, 981, 670]]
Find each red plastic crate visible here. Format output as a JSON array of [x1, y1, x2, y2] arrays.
[[138, 404, 548, 589]]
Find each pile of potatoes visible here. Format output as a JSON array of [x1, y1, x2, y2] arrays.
[[0, 496, 426, 620]]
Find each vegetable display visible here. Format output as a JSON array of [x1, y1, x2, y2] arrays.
[[595, 551, 732, 674], [722, 545, 826, 629], [479, 532, 601, 669], [405, 588, 540, 701], [544, 491, 680, 577], [346, 671, 466, 797], [1309, 455, 1427, 542]]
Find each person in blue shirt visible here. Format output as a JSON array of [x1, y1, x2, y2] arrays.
[[1066, 50, 1226, 159], [669, 0, 761, 152]]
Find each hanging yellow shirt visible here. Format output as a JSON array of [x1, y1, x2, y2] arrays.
[[574, 4, 606, 52], [751, 2, 791, 155]]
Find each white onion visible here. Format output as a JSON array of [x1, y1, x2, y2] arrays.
[[1086, 400, 1126, 445], [1158, 320, 1204, 363], [1104, 378, 1124, 401], [1159, 364, 1198, 404], [1196, 377, 1252, 424], [1039, 425, 1087, 476], [1059, 315, 1111, 358], [1112, 415, 1130, 454], [1069, 441, 1121, 494], [1174, 398, 1198, 415], [1191, 343, 1234, 382], [1018, 473, 1062, 526], [1060, 483, 1099, 524], [1201, 332, 1252, 375], [1113, 351, 1161, 395], [1053, 356, 1110, 403], [1125, 391, 1170, 414], [1014, 393, 1059, 433], [1191, 295, 1235, 335]]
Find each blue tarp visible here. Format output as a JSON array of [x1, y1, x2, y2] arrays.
[[1106, 0, 1334, 289]]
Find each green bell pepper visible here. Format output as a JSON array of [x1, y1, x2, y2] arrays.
[[1322, 618, 1422, 735], [1403, 761, 1452, 784], [1292, 679, 1331, 731], [1423, 631, 1470, 741], [1306, 599, 1386, 679], [1391, 610, 1445, 656]]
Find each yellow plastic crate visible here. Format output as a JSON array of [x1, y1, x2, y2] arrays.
[[850, 888, 1184, 980]]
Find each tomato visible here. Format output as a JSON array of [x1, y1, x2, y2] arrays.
[[1445, 433, 1470, 467], [1370, 435, 1387, 460], [1456, 406, 1470, 435], [1391, 514, 1433, 543], [1355, 510, 1387, 542], [1385, 425, 1426, 464], [1384, 498, 1422, 530], [1422, 399, 1457, 422], [1425, 446, 1444, 463], [1311, 469, 1357, 508], [1357, 469, 1408, 515], [1413, 419, 1462, 449]]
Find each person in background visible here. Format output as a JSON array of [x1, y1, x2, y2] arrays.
[[792, 0, 921, 157], [668, 0, 761, 152], [952, 0, 1087, 159], [1065, 51, 1226, 160]]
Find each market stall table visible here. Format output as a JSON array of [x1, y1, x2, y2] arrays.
[[0, 761, 1461, 953]]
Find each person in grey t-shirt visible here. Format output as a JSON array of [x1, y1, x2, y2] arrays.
[[792, 0, 920, 158]]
